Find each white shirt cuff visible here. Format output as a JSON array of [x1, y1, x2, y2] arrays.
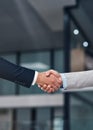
[[32, 71, 38, 85], [61, 73, 67, 89]]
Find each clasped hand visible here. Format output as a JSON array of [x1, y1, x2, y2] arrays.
[[36, 70, 62, 93]]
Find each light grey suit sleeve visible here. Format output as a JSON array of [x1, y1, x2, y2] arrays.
[[60, 70, 93, 91]]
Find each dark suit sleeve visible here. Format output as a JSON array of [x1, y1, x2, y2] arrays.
[[0, 57, 35, 88]]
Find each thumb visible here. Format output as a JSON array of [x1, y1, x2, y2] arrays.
[[45, 70, 52, 77], [46, 70, 59, 77]]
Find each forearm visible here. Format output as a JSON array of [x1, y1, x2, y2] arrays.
[[0, 58, 35, 87], [61, 70, 93, 90]]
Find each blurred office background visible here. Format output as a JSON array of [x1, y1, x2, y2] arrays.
[[0, 0, 93, 130]]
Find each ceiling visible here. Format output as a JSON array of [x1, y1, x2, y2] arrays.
[[0, 0, 76, 53], [81, 0, 93, 23], [28, 0, 76, 31]]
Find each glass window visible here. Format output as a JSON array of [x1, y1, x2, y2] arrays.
[[70, 18, 93, 130], [54, 50, 64, 72], [0, 54, 16, 95], [53, 107, 64, 130], [37, 108, 51, 130], [16, 108, 31, 130], [19, 51, 50, 95], [54, 49, 64, 93], [70, 93, 93, 130]]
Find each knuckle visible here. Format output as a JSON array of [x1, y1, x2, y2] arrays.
[[51, 78, 55, 83]]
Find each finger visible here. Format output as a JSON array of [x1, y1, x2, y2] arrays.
[[54, 80, 62, 89], [49, 80, 59, 90], [50, 75, 61, 90], [43, 84, 47, 89], [38, 84, 44, 91], [41, 86, 47, 92], [38, 84, 48, 92], [54, 76, 62, 86], [51, 85, 59, 91], [38, 84, 54, 93], [47, 88, 54, 93], [38, 84, 42, 88], [42, 83, 58, 92], [45, 85, 51, 92]]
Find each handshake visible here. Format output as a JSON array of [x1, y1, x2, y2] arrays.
[[36, 70, 62, 93]]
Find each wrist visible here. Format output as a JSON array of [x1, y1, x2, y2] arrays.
[[61, 74, 67, 89], [36, 72, 42, 85]]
